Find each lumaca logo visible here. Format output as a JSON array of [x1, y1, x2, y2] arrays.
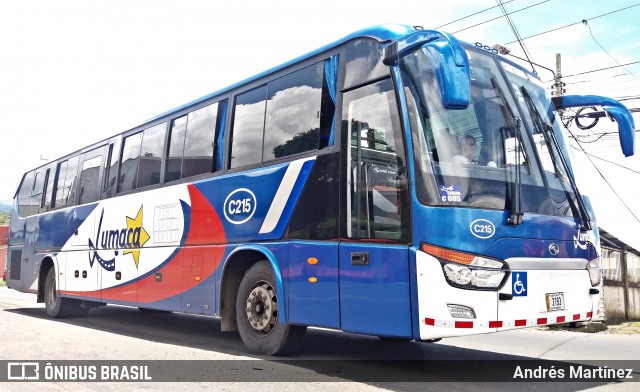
[[88, 206, 151, 271]]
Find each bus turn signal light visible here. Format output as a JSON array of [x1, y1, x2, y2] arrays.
[[421, 243, 475, 265]]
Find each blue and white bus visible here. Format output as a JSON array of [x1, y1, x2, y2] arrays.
[[6, 25, 635, 355]]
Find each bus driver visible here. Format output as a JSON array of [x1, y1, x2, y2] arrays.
[[452, 135, 478, 165], [452, 135, 497, 167]]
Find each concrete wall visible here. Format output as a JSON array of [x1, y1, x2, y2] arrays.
[[603, 285, 627, 321], [629, 287, 640, 320]]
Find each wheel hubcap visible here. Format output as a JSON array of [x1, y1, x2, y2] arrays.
[[245, 281, 277, 335]]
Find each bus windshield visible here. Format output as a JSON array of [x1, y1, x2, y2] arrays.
[[402, 45, 580, 220]]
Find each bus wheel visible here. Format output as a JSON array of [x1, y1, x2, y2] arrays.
[[236, 261, 306, 355], [44, 268, 86, 318]]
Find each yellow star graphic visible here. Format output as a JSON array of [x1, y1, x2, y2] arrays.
[[123, 206, 150, 268]]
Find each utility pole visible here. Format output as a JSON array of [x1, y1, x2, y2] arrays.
[[553, 53, 565, 97], [552, 53, 566, 118]]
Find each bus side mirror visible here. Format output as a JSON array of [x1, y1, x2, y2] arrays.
[[421, 41, 470, 110], [383, 29, 470, 110], [553, 95, 636, 157]]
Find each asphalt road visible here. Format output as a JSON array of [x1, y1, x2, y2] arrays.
[[0, 286, 637, 391]]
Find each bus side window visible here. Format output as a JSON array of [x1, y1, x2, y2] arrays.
[[119, 133, 142, 193], [78, 147, 104, 205], [343, 79, 410, 242], [230, 86, 267, 169], [263, 63, 323, 161], [184, 102, 219, 177], [103, 139, 121, 198], [167, 102, 220, 182], [17, 171, 35, 217], [343, 38, 387, 90], [40, 168, 50, 211], [44, 165, 55, 211], [54, 155, 80, 208], [29, 167, 46, 215], [137, 123, 166, 189], [166, 116, 187, 182]]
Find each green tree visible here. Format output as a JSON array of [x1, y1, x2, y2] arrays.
[[0, 211, 10, 226], [272, 128, 319, 158]]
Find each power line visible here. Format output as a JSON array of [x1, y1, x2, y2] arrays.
[[563, 60, 640, 78], [435, 0, 516, 29], [452, 1, 550, 34], [614, 95, 640, 102], [573, 132, 615, 143], [568, 76, 640, 89], [505, 3, 640, 45], [583, 20, 638, 78], [580, 84, 640, 96], [578, 150, 640, 175], [497, 0, 536, 73], [564, 126, 640, 224], [565, 72, 630, 86]]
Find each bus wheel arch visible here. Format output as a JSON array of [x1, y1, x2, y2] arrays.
[[37, 256, 56, 303], [42, 261, 89, 318], [220, 248, 271, 332]]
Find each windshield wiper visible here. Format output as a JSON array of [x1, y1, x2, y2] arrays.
[[490, 77, 524, 226], [545, 122, 592, 230], [520, 88, 592, 230], [520, 87, 565, 180], [508, 117, 524, 226]]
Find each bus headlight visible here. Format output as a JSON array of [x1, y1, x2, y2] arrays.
[[587, 258, 602, 287], [421, 243, 509, 290], [443, 264, 473, 285]]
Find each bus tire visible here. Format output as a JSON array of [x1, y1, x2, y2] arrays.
[[236, 261, 306, 355], [44, 268, 86, 318]]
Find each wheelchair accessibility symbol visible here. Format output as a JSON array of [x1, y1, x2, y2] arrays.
[[512, 272, 527, 296]]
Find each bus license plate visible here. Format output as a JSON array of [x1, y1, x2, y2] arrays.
[[545, 292, 565, 311]]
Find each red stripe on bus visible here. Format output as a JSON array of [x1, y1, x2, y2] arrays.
[[455, 321, 473, 328], [515, 319, 527, 327], [425, 318, 435, 326], [587, 312, 593, 318], [557, 316, 566, 322], [573, 314, 581, 321], [537, 318, 547, 325], [489, 321, 503, 328]]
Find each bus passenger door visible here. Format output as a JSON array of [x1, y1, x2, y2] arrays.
[[339, 80, 413, 337]]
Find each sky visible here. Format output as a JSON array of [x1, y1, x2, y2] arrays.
[[1, 0, 639, 248]]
